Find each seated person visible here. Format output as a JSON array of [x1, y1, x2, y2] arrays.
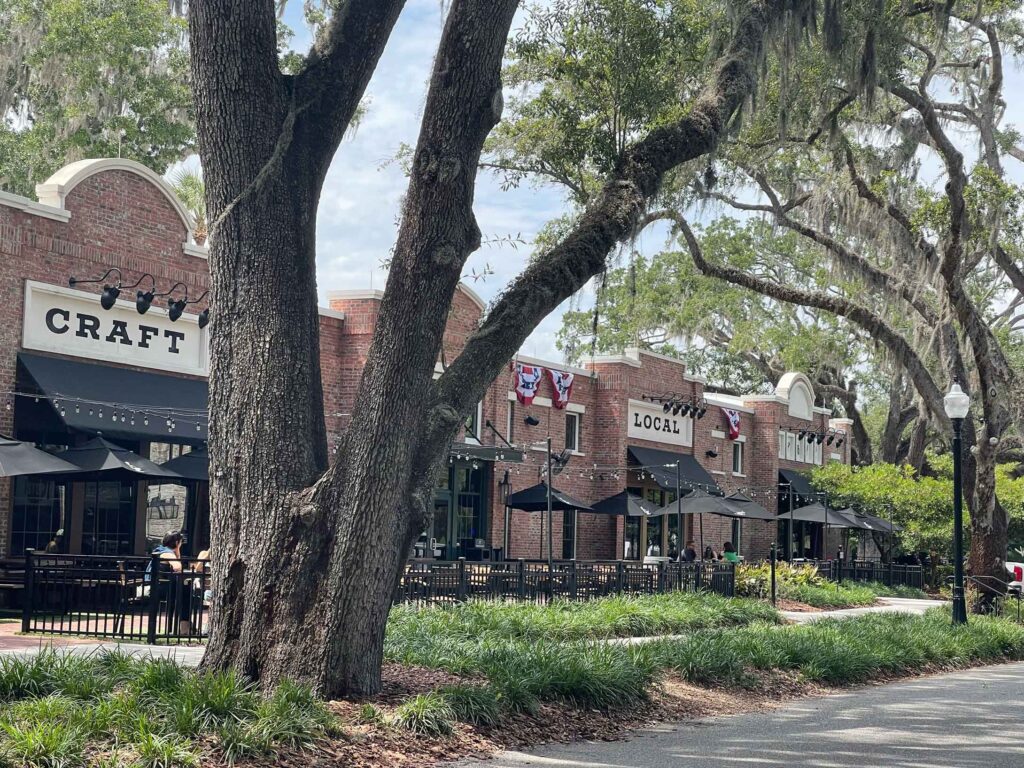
[[703, 545, 719, 561], [721, 541, 740, 563], [683, 540, 698, 562]]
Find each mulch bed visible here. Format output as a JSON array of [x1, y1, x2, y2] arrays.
[[212, 666, 826, 768]]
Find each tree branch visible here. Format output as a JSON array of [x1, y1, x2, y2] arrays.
[[291, 0, 407, 180], [434, 0, 792, 417], [673, 211, 950, 428]]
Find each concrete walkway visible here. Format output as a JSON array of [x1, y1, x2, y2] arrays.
[[460, 662, 1024, 768], [780, 596, 948, 624]]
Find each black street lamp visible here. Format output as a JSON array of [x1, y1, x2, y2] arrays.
[[944, 380, 970, 625]]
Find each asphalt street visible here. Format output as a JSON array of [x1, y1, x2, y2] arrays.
[[461, 662, 1024, 768]]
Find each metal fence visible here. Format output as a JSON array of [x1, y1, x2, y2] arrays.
[[810, 559, 926, 589], [22, 551, 209, 644], [394, 559, 736, 607]]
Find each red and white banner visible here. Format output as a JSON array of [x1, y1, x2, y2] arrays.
[[547, 369, 575, 409], [721, 408, 741, 439], [512, 362, 544, 405]]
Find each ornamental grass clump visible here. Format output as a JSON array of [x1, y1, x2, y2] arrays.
[[389, 692, 456, 736], [438, 684, 503, 726]]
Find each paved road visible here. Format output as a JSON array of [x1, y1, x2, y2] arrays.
[[463, 662, 1024, 768]]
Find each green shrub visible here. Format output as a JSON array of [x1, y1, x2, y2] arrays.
[[178, 670, 257, 729], [357, 703, 385, 725], [389, 693, 456, 736], [439, 684, 503, 726]]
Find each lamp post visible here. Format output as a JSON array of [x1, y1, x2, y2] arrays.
[[944, 381, 970, 625]]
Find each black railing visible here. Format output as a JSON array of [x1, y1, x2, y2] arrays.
[[807, 559, 925, 589], [394, 559, 735, 607], [22, 550, 209, 644], [22, 554, 735, 642]]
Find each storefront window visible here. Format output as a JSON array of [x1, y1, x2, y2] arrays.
[[562, 510, 576, 559], [81, 482, 136, 556], [11, 477, 66, 554], [146, 484, 188, 551], [428, 462, 488, 559], [624, 517, 640, 560]]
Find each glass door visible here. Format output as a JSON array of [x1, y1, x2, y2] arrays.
[[430, 493, 452, 559]]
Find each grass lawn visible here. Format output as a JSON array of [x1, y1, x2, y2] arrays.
[[3, 594, 1013, 767]]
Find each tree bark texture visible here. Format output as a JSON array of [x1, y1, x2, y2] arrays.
[[191, 0, 797, 695]]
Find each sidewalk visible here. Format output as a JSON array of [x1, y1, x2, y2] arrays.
[[780, 596, 948, 624]]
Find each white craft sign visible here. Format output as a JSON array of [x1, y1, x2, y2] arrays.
[[22, 281, 209, 376]]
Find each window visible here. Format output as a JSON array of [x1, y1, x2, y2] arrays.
[[785, 433, 796, 461], [562, 510, 576, 559], [464, 402, 483, 444], [778, 430, 786, 459], [565, 412, 580, 452], [795, 437, 805, 463], [11, 477, 66, 554], [146, 484, 188, 550], [731, 519, 742, 553], [81, 481, 137, 556], [732, 442, 744, 475]]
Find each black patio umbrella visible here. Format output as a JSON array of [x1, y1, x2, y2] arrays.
[[504, 482, 593, 512], [652, 488, 732, 517], [590, 490, 659, 517], [0, 436, 80, 477], [54, 437, 182, 481], [159, 447, 208, 482], [786, 501, 861, 527], [719, 492, 776, 520]]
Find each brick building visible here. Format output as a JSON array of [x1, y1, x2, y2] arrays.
[[0, 159, 851, 562]]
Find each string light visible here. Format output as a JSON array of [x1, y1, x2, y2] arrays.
[[1, 390, 208, 435]]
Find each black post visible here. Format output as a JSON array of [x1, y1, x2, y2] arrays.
[[517, 558, 526, 599], [21, 549, 35, 634], [146, 553, 161, 645], [546, 436, 553, 574], [887, 505, 894, 587], [951, 417, 968, 625], [770, 542, 777, 607], [675, 461, 682, 563], [788, 484, 795, 559], [457, 557, 468, 602]]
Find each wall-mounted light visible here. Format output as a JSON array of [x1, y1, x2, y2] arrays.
[[524, 414, 540, 426], [69, 268, 124, 310], [153, 283, 189, 322], [705, 449, 718, 458], [185, 291, 210, 329]]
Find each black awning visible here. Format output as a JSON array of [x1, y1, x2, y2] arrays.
[[779, 468, 814, 498], [450, 442, 524, 463], [160, 447, 208, 482], [505, 483, 593, 512], [18, 353, 207, 446], [627, 446, 721, 495]]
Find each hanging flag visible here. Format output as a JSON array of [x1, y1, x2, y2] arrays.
[[512, 362, 544, 405], [547, 368, 575, 409], [722, 408, 741, 439]]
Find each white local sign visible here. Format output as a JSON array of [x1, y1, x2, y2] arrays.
[[627, 399, 693, 447], [22, 281, 208, 376]]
